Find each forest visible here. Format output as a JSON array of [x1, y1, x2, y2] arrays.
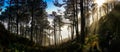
[[0, 0, 120, 52]]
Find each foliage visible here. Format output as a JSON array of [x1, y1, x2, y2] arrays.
[[0, 0, 120, 52], [0, 0, 4, 11], [0, 22, 37, 51], [97, 3, 120, 52], [0, 0, 50, 45], [83, 34, 101, 52]]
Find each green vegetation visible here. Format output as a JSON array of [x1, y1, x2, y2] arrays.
[[98, 3, 120, 52], [0, 0, 120, 52]]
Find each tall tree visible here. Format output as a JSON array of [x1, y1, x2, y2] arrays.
[[64, 0, 75, 40], [0, 0, 4, 12], [52, 11, 57, 45], [0, 0, 49, 45], [80, 0, 86, 51]]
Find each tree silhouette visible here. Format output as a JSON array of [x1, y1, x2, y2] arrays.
[[53, 0, 65, 7], [0, 0, 4, 12], [0, 0, 49, 45]]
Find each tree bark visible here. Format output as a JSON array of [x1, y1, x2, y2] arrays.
[[53, 19, 57, 46], [31, 0, 34, 41], [75, 0, 79, 41], [80, 0, 85, 51]]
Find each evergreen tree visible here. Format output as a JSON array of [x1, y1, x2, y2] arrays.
[[0, 0, 49, 45], [0, 0, 4, 12]]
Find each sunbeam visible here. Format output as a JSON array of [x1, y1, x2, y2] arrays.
[[95, 0, 106, 7]]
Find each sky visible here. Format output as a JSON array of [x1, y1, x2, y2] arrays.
[[45, 0, 65, 14], [1, 0, 69, 39], [1, 0, 64, 13], [1, 0, 117, 45], [45, 0, 70, 39]]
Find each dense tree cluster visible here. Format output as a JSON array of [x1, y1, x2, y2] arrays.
[[0, 0, 50, 45], [0, 0, 120, 52]]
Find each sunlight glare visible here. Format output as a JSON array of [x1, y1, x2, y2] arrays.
[[95, 0, 106, 7]]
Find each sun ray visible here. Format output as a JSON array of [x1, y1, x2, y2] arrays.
[[95, 0, 106, 7]]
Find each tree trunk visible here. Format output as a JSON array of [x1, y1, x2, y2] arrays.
[[16, 0, 19, 35], [59, 17, 61, 44], [31, 1, 34, 41], [80, 0, 85, 51], [75, 0, 79, 41], [8, 0, 12, 32], [53, 19, 57, 46], [71, 0, 75, 40]]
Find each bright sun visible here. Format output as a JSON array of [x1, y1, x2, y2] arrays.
[[95, 0, 106, 7]]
